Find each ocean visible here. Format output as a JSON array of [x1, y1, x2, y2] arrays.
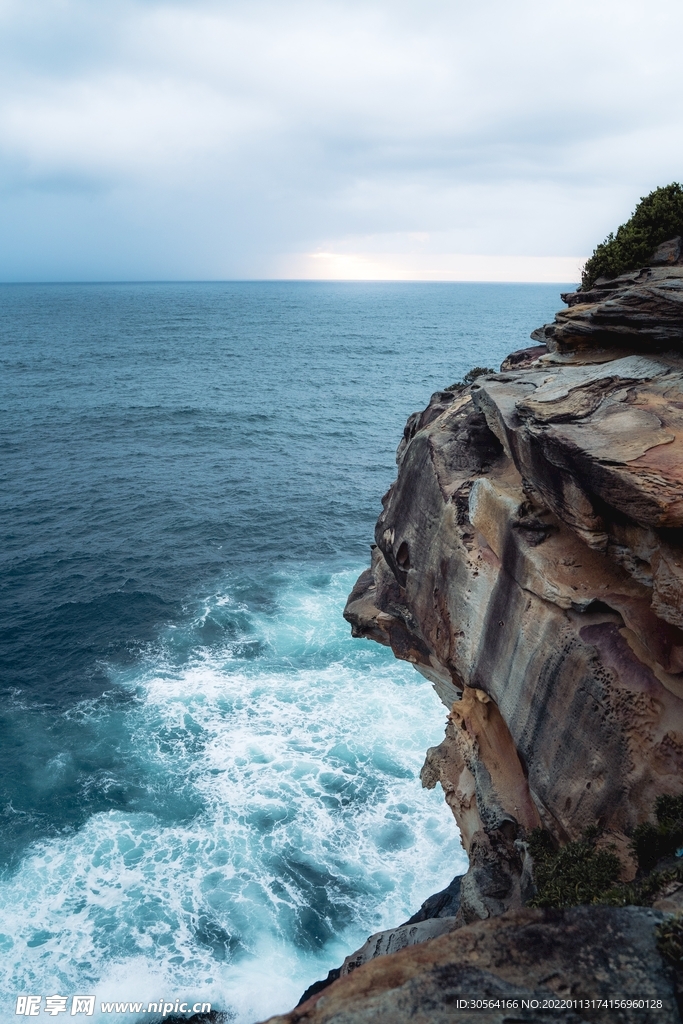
[[0, 281, 572, 1022]]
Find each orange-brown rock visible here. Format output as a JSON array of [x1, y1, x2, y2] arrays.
[[344, 267, 683, 921]]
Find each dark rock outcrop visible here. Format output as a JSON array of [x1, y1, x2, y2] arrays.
[[403, 873, 462, 923], [297, 971, 341, 1009], [294, 876, 465, 1006], [263, 907, 679, 1024]]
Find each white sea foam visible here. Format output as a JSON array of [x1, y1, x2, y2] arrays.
[[0, 569, 465, 1022]]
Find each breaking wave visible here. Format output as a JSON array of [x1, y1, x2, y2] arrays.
[[0, 568, 464, 1022]]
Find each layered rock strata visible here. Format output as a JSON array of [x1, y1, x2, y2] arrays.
[[345, 300, 683, 918], [532, 236, 683, 353]]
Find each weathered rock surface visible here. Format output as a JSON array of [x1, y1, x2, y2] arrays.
[[531, 238, 683, 353], [260, 907, 679, 1024], [345, 323, 683, 911], [337, 916, 459, 978]]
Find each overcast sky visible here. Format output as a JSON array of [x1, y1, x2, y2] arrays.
[[1, 0, 683, 281]]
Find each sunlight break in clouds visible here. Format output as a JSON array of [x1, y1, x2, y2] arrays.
[[0, 0, 682, 280], [286, 252, 584, 283]]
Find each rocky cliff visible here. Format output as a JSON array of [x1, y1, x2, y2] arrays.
[[260, 242, 683, 1023]]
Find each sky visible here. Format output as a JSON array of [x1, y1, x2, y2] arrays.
[[1, 0, 683, 281]]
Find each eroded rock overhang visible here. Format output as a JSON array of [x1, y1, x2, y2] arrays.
[[344, 267, 683, 920]]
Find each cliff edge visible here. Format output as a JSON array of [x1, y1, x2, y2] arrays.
[[260, 240, 683, 1023]]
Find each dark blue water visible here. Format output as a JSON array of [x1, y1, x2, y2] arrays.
[[0, 282, 571, 1021]]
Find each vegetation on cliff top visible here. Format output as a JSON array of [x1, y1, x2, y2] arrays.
[[527, 795, 683, 910], [582, 183, 683, 289], [632, 794, 683, 872], [526, 800, 683, 974], [656, 914, 683, 968], [527, 826, 621, 909]]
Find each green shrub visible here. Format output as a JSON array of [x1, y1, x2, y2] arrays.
[[599, 866, 683, 908], [444, 366, 496, 392], [526, 798, 683, 910], [527, 826, 621, 909], [582, 183, 683, 288], [657, 914, 683, 967], [631, 794, 683, 873]]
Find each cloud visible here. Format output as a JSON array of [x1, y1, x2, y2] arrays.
[[286, 250, 583, 283], [0, 0, 682, 279]]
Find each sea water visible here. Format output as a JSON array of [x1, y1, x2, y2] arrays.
[[0, 282, 572, 1022]]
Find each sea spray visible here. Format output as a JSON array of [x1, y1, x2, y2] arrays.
[[0, 569, 466, 1022]]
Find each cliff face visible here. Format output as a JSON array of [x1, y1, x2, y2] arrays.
[[345, 256, 683, 918], [260, 249, 683, 1023]]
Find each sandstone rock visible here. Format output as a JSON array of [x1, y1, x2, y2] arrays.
[[261, 907, 679, 1024], [344, 273, 683, 920], [532, 240, 683, 352]]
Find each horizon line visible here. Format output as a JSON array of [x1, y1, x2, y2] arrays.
[[0, 277, 580, 286]]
